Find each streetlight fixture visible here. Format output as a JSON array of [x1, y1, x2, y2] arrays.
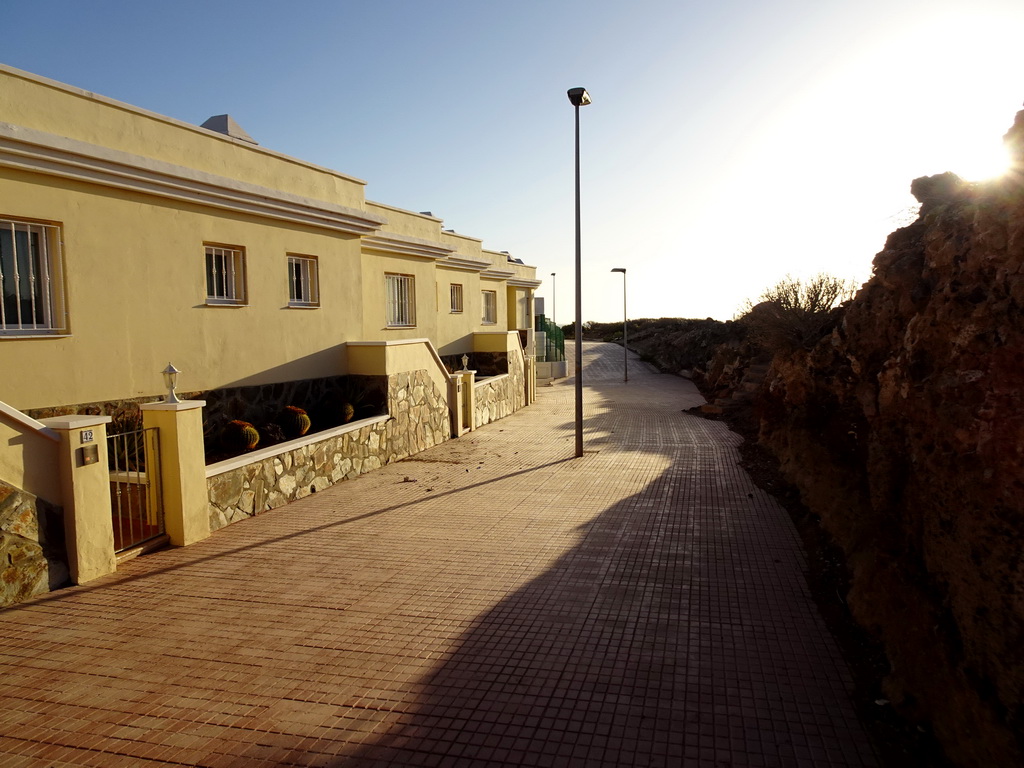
[[567, 86, 590, 458], [611, 268, 627, 382], [550, 272, 556, 325]]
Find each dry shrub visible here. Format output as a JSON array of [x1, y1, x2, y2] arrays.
[[738, 274, 856, 352]]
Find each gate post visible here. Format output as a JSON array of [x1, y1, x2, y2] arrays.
[[38, 414, 115, 584], [460, 369, 477, 432], [141, 401, 209, 547]]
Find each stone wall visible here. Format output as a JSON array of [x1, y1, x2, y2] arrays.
[[474, 348, 525, 427], [207, 369, 450, 531], [0, 480, 68, 607]]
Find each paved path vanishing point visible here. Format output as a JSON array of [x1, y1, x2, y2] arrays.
[[0, 342, 880, 767]]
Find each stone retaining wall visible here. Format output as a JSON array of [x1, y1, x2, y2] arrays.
[[474, 349, 525, 427], [207, 370, 450, 531], [0, 480, 68, 607]]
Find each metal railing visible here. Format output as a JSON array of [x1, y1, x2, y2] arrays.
[[543, 319, 565, 362], [108, 426, 164, 553]]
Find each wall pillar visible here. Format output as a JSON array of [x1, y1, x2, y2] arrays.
[[141, 401, 209, 547], [525, 356, 536, 405], [39, 414, 115, 584], [460, 370, 477, 432]]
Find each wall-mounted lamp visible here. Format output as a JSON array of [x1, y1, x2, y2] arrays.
[[162, 362, 182, 404]]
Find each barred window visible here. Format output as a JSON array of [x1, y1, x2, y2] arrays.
[[386, 273, 416, 327], [288, 255, 319, 307], [205, 244, 246, 305], [450, 283, 463, 313], [481, 290, 497, 324], [0, 217, 67, 335]]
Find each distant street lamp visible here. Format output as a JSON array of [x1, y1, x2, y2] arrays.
[[567, 86, 591, 459], [611, 268, 627, 382], [550, 272, 556, 325]]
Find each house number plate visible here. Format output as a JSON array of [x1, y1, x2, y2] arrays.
[[81, 430, 94, 443]]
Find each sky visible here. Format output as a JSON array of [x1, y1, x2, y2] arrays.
[[3, 0, 1024, 322]]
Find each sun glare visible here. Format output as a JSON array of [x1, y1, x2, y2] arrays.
[[951, 143, 1012, 182]]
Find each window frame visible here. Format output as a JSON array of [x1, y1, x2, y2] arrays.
[[450, 283, 464, 313], [205, 243, 247, 306], [0, 216, 67, 336], [287, 254, 320, 308], [481, 289, 497, 325], [385, 272, 416, 328]]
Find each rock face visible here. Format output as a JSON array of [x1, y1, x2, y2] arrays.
[[0, 481, 68, 607], [755, 115, 1024, 767]]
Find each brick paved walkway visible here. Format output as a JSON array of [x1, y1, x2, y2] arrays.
[[0, 342, 879, 767]]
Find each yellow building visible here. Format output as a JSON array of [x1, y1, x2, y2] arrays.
[[0, 64, 541, 603], [0, 63, 539, 409]]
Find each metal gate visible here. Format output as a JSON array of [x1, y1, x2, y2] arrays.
[[108, 426, 164, 553]]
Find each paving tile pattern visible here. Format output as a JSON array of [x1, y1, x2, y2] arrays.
[[0, 343, 879, 767]]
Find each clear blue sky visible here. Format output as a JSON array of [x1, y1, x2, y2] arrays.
[[4, 0, 1023, 321]]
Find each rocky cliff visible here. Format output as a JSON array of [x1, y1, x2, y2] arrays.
[[752, 114, 1024, 767], [592, 110, 1024, 767]]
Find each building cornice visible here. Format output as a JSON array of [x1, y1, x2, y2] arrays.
[[440, 255, 493, 272], [507, 278, 542, 288], [0, 123, 386, 236], [480, 268, 516, 280], [361, 232, 455, 260]]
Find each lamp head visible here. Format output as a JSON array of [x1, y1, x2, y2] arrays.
[[162, 362, 182, 404], [611, 268, 626, 274], [567, 88, 591, 107]]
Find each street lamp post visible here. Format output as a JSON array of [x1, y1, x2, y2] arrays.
[[567, 87, 591, 459], [611, 268, 627, 382], [550, 272, 556, 325]]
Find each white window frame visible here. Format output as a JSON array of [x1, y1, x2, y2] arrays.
[[481, 290, 497, 325], [0, 217, 67, 336], [450, 283, 463, 313], [287, 254, 320, 308], [386, 273, 416, 327], [205, 244, 247, 305]]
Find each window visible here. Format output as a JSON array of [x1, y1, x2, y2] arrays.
[[205, 244, 246, 305], [385, 273, 415, 327], [481, 290, 497, 324], [450, 283, 463, 313], [1, 217, 66, 335], [288, 254, 319, 307]]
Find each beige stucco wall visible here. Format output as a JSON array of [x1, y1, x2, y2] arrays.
[[361, 252, 441, 343], [1, 67, 368, 209], [436, 266, 482, 357], [0, 168, 363, 409], [366, 202, 442, 242], [348, 340, 451, 408], [481, 277, 508, 332], [0, 413, 59, 502]]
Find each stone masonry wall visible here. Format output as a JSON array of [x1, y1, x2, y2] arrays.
[[474, 348, 525, 428], [207, 369, 450, 531], [0, 480, 68, 607]]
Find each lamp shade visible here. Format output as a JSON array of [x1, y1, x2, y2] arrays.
[[567, 88, 591, 107]]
